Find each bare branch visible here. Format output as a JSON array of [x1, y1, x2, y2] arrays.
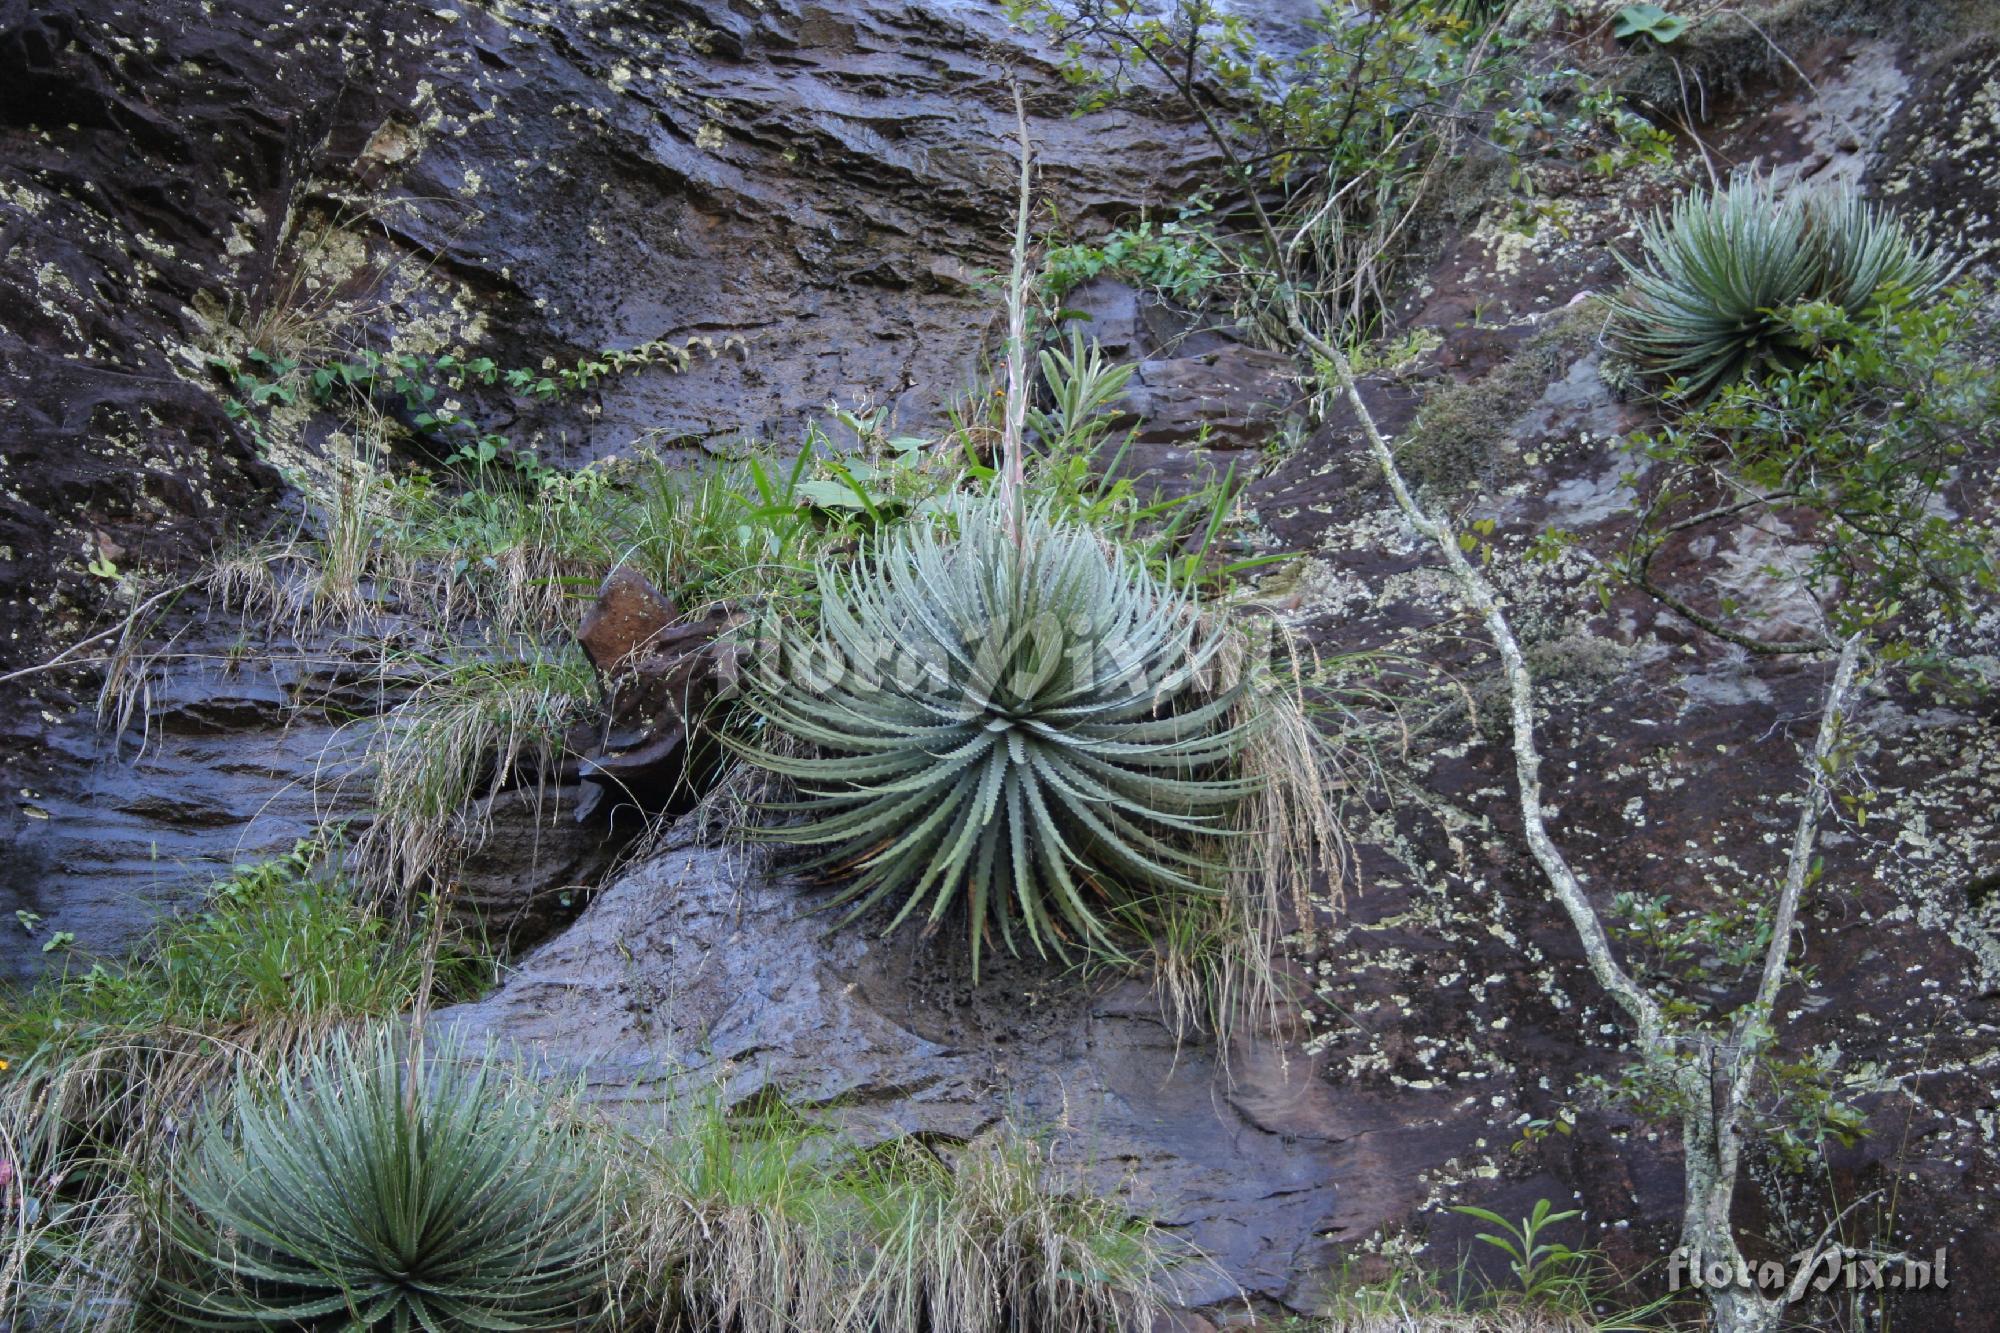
[[1299, 320, 1668, 1043], [0, 580, 196, 688], [1634, 567, 1835, 656], [1001, 79, 1035, 549], [1746, 633, 1864, 1038]]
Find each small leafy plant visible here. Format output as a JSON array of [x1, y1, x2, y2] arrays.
[[1616, 286, 1999, 650], [1612, 3, 1687, 44], [159, 1028, 608, 1330], [1609, 177, 1942, 401], [1039, 213, 1222, 308], [216, 332, 741, 475], [737, 496, 1260, 977], [1450, 1198, 1590, 1308]]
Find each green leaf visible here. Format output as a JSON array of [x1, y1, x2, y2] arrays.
[[1612, 4, 1687, 42], [795, 478, 876, 511]]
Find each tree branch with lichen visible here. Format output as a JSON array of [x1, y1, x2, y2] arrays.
[[1009, 6, 1879, 1327]]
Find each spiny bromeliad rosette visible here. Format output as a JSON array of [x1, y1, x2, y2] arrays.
[[738, 497, 1261, 977], [161, 1029, 607, 1330], [1608, 176, 1941, 402]]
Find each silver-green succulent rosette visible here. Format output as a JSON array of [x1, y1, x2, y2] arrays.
[[158, 1029, 608, 1330], [737, 497, 1262, 976], [1610, 176, 1942, 401]]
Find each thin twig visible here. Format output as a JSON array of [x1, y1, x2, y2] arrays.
[[1740, 633, 1864, 1052], [1302, 318, 1669, 1043], [0, 582, 196, 688], [1001, 80, 1036, 552]]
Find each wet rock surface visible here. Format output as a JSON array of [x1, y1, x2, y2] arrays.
[[0, 660, 329, 986], [440, 819, 1463, 1312], [0, 634, 631, 985], [5, 0, 2000, 1323], [1, 0, 1202, 971]]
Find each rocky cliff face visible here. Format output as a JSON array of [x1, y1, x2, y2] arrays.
[[5, 0, 2000, 1324], [0, 0, 1205, 972]]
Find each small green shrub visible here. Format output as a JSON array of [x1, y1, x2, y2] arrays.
[[1039, 215, 1221, 308], [1618, 286, 2000, 648], [218, 332, 739, 475], [738, 497, 1260, 976], [159, 1028, 608, 1330], [1609, 177, 1942, 401]]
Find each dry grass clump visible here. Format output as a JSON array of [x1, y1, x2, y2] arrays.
[[345, 643, 598, 897], [611, 1088, 1166, 1333]]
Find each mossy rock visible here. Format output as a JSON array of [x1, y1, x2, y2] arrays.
[[1399, 302, 1605, 499]]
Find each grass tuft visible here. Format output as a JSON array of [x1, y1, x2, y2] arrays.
[[613, 1085, 1166, 1333], [349, 643, 599, 897]]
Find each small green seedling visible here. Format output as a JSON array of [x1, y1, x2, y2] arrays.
[[1613, 3, 1687, 43], [1452, 1197, 1590, 1304]]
